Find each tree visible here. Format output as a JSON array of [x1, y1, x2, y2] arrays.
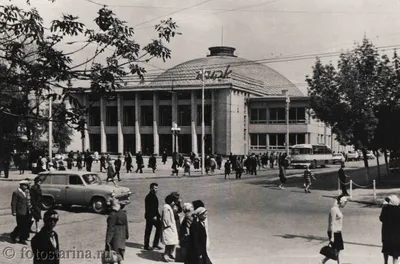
[[306, 37, 381, 180], [0, 0, 181, 152]]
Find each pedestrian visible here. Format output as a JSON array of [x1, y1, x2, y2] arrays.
[[171, 191, 183, 237], [105, 198, 129, 264], [192, 200, 209, 250], [161, 194, 179, 262], [177, 203, 194, 262], [185, 207, 212, 264], [162, 150, 168, 165], [148, 154, 157, 173], [278, 165, 287, 190], [183, 158, 191, 176], [114, 156, 122, 181], [19, 153, 27, 174], [193, 155, 200, 171], [3, 156, 10, 179], [106, 161, 117, 184], [144, 183, 162, 251], [136, 152, 144, 173], [303, 166, 316, 193], [321, 195, 348, 264], [86, 154, 94, 172], [235, 157, 243, 179], [31, 209, 60, 264], [171, 159, 179, 177], [30, 177, 42, 233], [76, 152, 83, 171], [48, 162, 55, 171], [58, 161, 66, 171], [338, 163, 349, 196], [123, 152, 133, 173], [100, 153, 107, 172], [10, 180, 31, 244], [94, 151, 99, 163], [224, 159, 231, 179], [380, 195, 400, 264]]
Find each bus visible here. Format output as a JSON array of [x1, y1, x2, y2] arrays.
[[290, 144, 333, 169]]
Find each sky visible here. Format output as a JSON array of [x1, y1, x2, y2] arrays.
[[10, 0, 400, 95]]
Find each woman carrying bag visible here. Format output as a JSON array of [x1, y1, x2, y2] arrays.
[[320, 195, 348, 264]]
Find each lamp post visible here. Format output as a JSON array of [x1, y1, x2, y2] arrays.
[[171, 122, 181, 157], [284, 90, 290, 156]]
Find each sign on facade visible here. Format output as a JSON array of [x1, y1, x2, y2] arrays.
[[196, 65, 232, 80]]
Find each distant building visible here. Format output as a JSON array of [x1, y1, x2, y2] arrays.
[[75, 46, 347, 155]]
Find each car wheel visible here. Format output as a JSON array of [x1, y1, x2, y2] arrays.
[[91, 197, 107, 214], [42, 196, 55, 210]]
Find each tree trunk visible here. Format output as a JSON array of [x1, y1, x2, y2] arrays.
[[383, 149, 389, 177], [374, 150, 380, 183], [361, 148, 370, 182]]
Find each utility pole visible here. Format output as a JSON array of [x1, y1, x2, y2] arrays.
[[201, 68, 205, 175], [284, 90, 290, 156], [48, 95, 53, 160]]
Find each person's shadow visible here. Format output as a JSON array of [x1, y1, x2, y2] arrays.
[[126, 242, 164, 262], [0, 233, 14, 243]]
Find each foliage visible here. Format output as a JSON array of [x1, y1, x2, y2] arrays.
[[0, 0, 181, 149]]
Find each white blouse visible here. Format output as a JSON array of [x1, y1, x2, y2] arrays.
[[328, 205, 343, 232]]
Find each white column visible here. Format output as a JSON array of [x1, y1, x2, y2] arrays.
[[82, 95, 90, 151], [324, 125, 327, 145], [100, 97, 107, 153], [172, 93, 178, 153], [117, 94, 124, 154], [153, 93, 159, 155], [135, 93, 141, 153], [211, 89, 215, 154], [191, 91, 198, 154]]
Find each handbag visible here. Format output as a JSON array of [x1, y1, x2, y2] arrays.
[[320, 243, 338, 260], [102, 243, 119, 264]]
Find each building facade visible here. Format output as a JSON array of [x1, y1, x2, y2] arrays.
[[78, 46, 346, 155]]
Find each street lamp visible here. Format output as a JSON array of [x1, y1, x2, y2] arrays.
[[171, 122, 181, 157], [283, 90, 290, 156]]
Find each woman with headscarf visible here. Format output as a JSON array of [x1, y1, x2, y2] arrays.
[[321, 195, 348, 264], [161, 194, 179, 262], [177, 203, 194, 262], [380, 194, 400, 264], [185, 207, 212, 264]]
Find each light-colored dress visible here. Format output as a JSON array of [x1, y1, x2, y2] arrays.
[[161, 204, 179, 246]]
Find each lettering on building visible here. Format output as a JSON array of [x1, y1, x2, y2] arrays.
[[196, 65, 232, 80]]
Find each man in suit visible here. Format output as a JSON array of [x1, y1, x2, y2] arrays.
[[10, 180, 31, 244], [144, 183, 162, 250], [31, 209, 60, 264]]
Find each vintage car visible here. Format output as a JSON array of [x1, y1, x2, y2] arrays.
[[332, 153, 345, 164], [35, 171, 132, 214]]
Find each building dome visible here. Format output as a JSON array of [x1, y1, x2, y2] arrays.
[[150, 46, 304, 96]]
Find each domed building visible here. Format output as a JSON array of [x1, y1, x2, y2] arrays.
[[81, 46, 345, 156]]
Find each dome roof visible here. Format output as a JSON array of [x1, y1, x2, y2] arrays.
[[150, 46, 304, 96]]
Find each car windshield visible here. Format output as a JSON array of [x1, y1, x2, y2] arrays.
[[82, 174, 102, 185], [291, 148, 312, 155], [333, 154, 342, 156]]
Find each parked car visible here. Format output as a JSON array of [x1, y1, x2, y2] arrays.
[[366, 151, 375, 160], [346, 151, 359, 161], [35, 171, 132, 214], [332, 153, 345, 164]]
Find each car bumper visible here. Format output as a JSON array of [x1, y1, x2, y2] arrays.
[[290, 162, 311, 168], [106, 195, 131, 205]]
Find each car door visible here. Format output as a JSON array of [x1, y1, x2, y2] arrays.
[[46, 174, 67, 204], [65, 175, 86, 205]]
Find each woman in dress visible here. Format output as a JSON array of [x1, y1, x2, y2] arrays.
[[161, 194, 179, 262], [321, 194, 348, 264], [380, 194, 400, 264], [178, 203, 194, 262], [30, 178, 42, 233]]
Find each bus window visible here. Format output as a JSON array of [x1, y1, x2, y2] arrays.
[[291, 148, 312, 155]]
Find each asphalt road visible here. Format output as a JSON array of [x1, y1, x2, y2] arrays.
[[0, 159, 385, 264]]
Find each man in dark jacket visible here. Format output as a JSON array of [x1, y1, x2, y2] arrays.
[[338, 163, 349, 196], [114, 156, 122, 181], [10, 180, 31, 244], [135, 152, 144, 173], [31, 209, 60, 264], [144, 183, 162, 250], [106, 199, 129, 263]]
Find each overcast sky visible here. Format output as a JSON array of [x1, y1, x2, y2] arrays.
[[11, 0, 400, 94]]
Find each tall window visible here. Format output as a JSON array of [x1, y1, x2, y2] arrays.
[[178, 105, 191, 126], [177, 91, 191, 100], [269, 134, 286, 149], [89, 106, 100, 126], [140, 92, 153, 100], [106, 134, 118, 152], [123, 106, 135, 126], [250, 134, 267, 150], [106, 107, 117, 126], [269, 108, 286, 123], [159, 105, 172, 126], [197, 105, 211, 126], [289, 107, 306, 123], [196, 90, 212, 99], [289, 134, 306, 145], [141, 106, 153, 126], [250, 108, 267, 124]]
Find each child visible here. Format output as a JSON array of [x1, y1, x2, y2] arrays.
[[303, 166, 316, 193], [224, 159, 231, 179], [183, 159, 191, 176]]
